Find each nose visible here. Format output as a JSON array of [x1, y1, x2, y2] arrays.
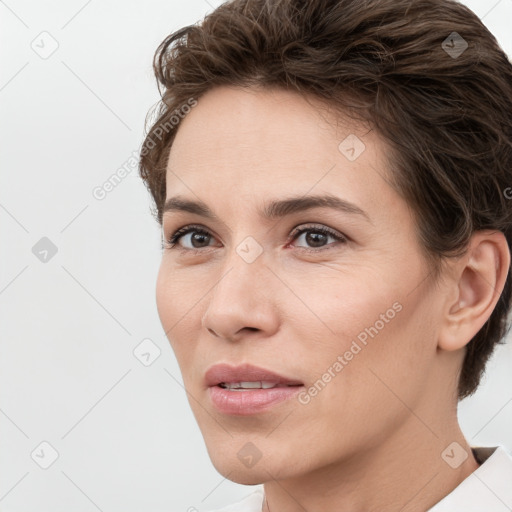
[[201, 253, 280, 342]]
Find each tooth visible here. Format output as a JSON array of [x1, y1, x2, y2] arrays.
[[222, 382, 242, 390], [219, 381, 282, 390], [239, 381, 261, 389]]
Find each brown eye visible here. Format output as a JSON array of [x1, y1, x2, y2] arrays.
[[291, 225, 347, 251], [167, 225, 216, 249]]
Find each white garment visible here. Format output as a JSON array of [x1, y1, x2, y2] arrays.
[[205, 446, 512, 512]]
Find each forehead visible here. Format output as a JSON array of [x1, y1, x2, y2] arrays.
[[165, 86, 396, 219]]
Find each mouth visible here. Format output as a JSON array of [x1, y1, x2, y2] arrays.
[[204, 362, 304, 388], [217, 381, 303, 391], [205, 363, 305, 415]]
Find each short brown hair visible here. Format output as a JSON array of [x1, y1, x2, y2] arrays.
[[139, 0, 512, 399]]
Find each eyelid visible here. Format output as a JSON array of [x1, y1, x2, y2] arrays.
[[289, 223, 347, 240], [165, 224, 219, 250], [288, 223, 348, 252]]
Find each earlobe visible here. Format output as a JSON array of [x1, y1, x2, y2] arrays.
[[438, 231, 510, 352]]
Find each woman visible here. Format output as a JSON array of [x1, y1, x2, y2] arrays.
[[139, 0, 512, 510]]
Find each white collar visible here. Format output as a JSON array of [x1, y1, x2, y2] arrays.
[[428, 445, 512, 511]]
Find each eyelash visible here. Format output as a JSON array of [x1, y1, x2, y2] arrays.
[[163, 223, 347, 254]]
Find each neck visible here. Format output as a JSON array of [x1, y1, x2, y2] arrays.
[[262, 414, 479, 512]]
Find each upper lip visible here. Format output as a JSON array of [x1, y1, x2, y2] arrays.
[[204, 363, 304, 387]]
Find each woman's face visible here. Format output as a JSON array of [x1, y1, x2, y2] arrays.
[[156, 85, 452, 483]]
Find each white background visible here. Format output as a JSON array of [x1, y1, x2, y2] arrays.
[[1, 0, 511, 511]]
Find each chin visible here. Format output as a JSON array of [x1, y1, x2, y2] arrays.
[[207, 442, 304, 485], [225, 469, 268, 485], [208, 455, 267, 484]]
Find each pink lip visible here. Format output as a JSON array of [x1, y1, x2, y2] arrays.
[[205, 363, 304, 415], [204, 363, 303, 387]]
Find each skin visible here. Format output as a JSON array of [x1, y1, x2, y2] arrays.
[[155, 85, 510, 512]]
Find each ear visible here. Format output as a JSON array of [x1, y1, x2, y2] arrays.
[[438, 230, 510, 351]]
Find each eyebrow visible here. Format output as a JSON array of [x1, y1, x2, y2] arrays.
[[162, 194, 370, 222]]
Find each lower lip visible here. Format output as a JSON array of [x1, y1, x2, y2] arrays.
[[208, 385, 304, 415]]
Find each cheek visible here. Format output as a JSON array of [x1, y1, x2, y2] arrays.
[[284, 262, 402, 351], [155, 263, 174, 331], [155, 262, 197, 359], [286, 261, 433, 402], [156, 259, 198, 327]]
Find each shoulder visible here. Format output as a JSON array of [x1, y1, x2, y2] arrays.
[[203, 487, 265, 512]]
